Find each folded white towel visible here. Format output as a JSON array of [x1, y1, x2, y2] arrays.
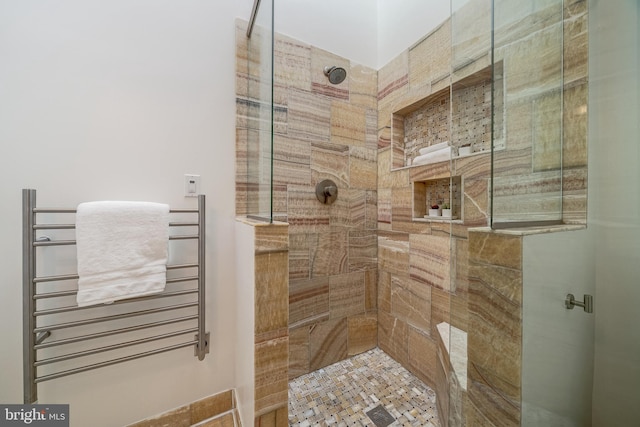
[[418, 141, 449, 156], [75, 201, 170, 307], [413, 146, 452, 165]]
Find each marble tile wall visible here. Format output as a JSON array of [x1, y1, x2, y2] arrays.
[[235, 19, 379, 383]]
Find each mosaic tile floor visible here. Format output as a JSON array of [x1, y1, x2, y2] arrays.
[[288, 348, 440, 427]]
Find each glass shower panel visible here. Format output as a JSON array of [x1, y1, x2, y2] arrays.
[[246, 0, 274, 221], [491, 0, 564, 228], [449, 0, 491, 425]]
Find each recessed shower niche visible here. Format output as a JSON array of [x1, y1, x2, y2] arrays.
[[412, 175, 463, 222], [391, 63, 504, 170]]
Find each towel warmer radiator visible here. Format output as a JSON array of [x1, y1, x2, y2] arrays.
[[22, 189, 209, 404]]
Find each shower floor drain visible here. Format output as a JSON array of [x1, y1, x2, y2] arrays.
[[366, 405, 395, 427]]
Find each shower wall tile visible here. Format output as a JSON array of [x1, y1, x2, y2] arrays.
[[255, 251, 289, 335], [255, 223, 289, 252], [310, 142, 350, 188], [504, 22, 563, 100], [255, 332, 289, 416], [288, 88, 332, 141], [563, 0, 588, 85], [468, 230, 523, 426], [391, 275, 431, 332], [289, 277, 330, 328], [378, 231, 410, 277], [364, 269, 378, 311], [350, 64, 378, 110], [288, 326, 310, 380], [377, 188, 392, 228], [378, 310, 409, 367], [409, 20, 451, 99], [273, 134, 310, 165], [377, 271, 392, 314], [310, 46, 350, 100], [492, 171, 563, 223], [331, 101, 366, 146], [309, 318, 348, 371], [365, 109, 379, 151], [532, 90, 562, 172], [408, 326, 438, 387], [272, 159, 310, 187], [562, 168, 587, 224], [365, 190, 378, 230], [563, 82, 588, 169], [430, 288, 451, 338], [255, 406, 288, 427], [349, 146, 377, 190], [409, 233, 451, 291], [329, 271, 365, 320], [274, 33, 312, 92], [310, 229, 348, 277], [348, 229, 377, 272], [347, 313, 378, 356], [378, 50, 409, 103], [286, 185, 331, 234]]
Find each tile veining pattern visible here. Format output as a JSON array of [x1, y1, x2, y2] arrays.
[[288, 348, 440, 427]]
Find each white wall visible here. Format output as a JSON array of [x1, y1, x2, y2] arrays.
[[275, 0, 378, 69], [0, 1, 252, 425]]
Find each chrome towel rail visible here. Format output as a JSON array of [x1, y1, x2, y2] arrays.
[[22, 189, 209, 404]]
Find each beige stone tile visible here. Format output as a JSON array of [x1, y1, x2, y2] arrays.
[[430, 288, 451, 338], [409, 20, 451, 98], [255, 335, 289, 416], [378, 311, 408, 367], [377, 188, 392, 227], [331, 101, 366, 146], [562, 168, 587, 225], [532, 90, 563, 172], [310, 141, 350, 188], [469, 230, 522, 270], [349, 63, 378, 110], [468, 277, 522, 397], [309, 318, 348, 371], [348, 229, 377, 272], [377, 230, 410, 277], [287, 88, 331, 141], [197, 412, 236, 427], [469, 262, 523, 306], [408, 326, 438, 387], [286, 184, 331, 234], [377, 271, 392, 314], [563, 0, 588, 84], [563, 82, 588, 169], [289, 277, 329, 328], [255, 406, 288, 427], [127, 405, 191, 427], [274, 33, 311, 92], [288, 233, 310, 281], [255, 251, 289, 335], [349, 146, 377, 190], [467, 362, 520, 427], [409, 233, 451, 291], [365, 190, 378, 230], [391, 275, 431, 332], [347, 313, 378, 356], [254, 223, 288, 253], [288, 326, 310, 380], [310, 229, 348, 277], [365, 109, 378, 151], [364, 269, 378, 311], [191, 390, 234, 425], [492, 170, 563, 223], [378, 50, 409, 102], [329, 271, 365, 320]]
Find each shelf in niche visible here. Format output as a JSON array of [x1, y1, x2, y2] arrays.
[[412, 176, 463, 222]]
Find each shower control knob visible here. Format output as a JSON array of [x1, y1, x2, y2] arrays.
[[315, 179, 338, 205]]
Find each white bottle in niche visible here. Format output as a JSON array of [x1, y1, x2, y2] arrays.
[[428, 204, 442, 217]]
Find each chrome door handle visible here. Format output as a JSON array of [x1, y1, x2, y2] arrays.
[[565, 294, 593, 313]]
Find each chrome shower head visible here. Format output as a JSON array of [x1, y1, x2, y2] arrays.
[[323, 66, 347, 85]]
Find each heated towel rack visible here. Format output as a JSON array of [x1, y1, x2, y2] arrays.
[[22, 189, 209, 404]]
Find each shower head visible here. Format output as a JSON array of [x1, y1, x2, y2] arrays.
[[323, 66, 347, 85]]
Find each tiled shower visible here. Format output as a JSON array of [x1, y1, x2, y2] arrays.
[[235, 0, 588, 425]]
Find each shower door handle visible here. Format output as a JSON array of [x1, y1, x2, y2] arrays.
[[565, 293, 593, 313]]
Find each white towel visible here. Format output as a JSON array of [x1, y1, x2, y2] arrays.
[[75, 201, 170, 307], [413, 146, 452, 165], [418, 141, 449, 156]]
